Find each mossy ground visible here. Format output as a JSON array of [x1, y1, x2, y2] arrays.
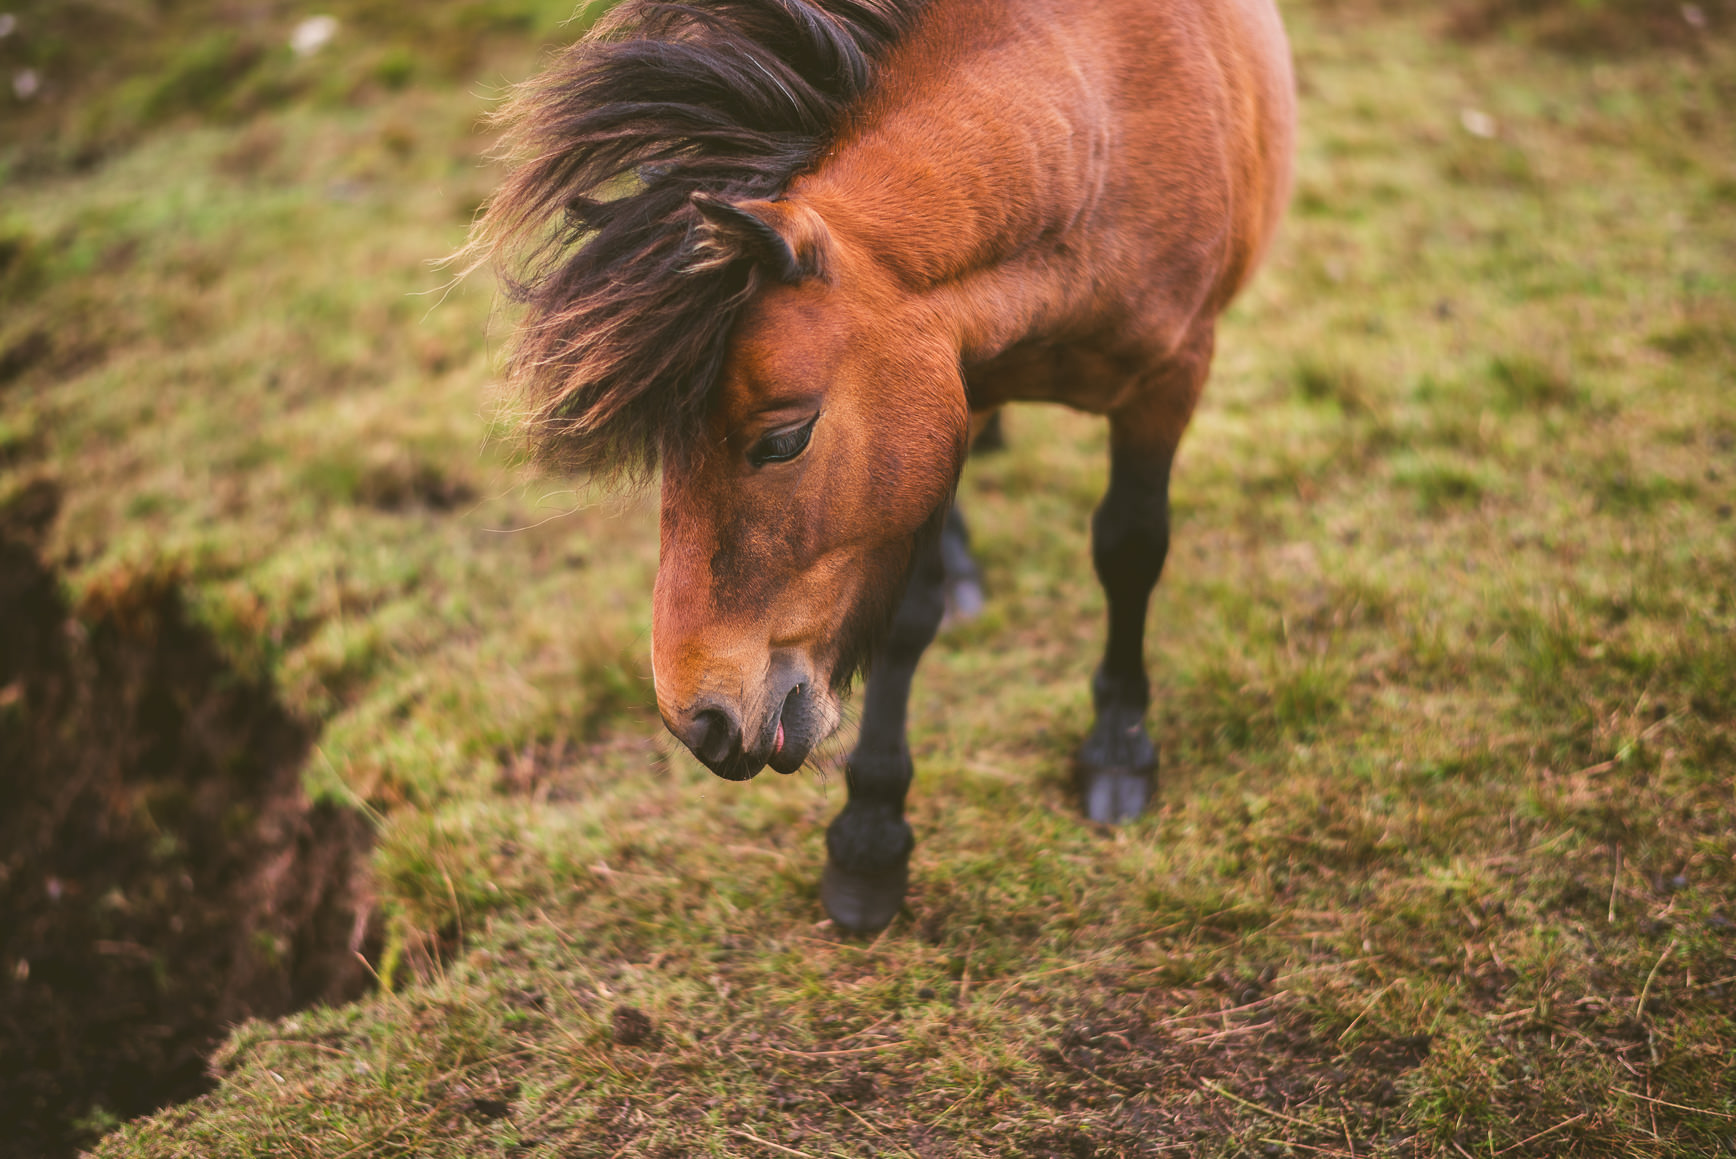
[[2, 1, 1733, 1155]]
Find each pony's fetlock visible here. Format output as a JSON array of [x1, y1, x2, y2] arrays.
[[825, 801, 914, 876], [1091, 662, 1151, 718]]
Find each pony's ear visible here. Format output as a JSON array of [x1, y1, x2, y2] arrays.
[[687, 194, 833, 284]]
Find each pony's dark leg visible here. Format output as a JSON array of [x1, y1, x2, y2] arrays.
[[939, 407, 1003, 624], [939, 505, 984, 625], [1077, 346, 1206, 824], [1077, 446, 1171, 822], [822, 523, 950, 934]]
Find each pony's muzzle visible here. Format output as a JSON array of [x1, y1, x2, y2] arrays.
[[664, 665, 830, 781]]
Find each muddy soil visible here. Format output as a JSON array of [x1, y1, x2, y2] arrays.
[[0, 483, 377, 1158]]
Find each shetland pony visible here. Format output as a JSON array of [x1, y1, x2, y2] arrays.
[[473, 0, 1294, 932]]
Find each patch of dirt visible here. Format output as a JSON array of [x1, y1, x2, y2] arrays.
[[0, 487, 378, 1159], [354, 447, 477, 512], [1029, 996, 1433, 1155], [0, 328, 52, 389], [1321, 0, 1732, 54], [610, 1004, 658, 1046], [1441, 0, 1733, 54], [496, 733, 663, 803]]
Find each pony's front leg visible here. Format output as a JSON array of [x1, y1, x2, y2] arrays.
[[821, 520, 951, 934], [1078, 368, 1199, 824]]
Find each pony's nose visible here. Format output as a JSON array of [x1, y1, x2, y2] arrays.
[[669, 703, 754, 780], [688, 706, 738, 765]]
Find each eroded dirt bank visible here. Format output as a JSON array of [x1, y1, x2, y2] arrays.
[[0, 484, 377, 1158]]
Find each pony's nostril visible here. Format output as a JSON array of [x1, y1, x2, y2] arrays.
[[689, 707, 739, 765]]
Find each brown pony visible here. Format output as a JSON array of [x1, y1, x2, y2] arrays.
[[472, 0, 1294, 932]]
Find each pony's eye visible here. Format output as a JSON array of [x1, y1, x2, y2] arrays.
[[747, 414, 817, 468]]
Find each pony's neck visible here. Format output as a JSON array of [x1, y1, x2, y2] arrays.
[[795, 0, 1113, 364]]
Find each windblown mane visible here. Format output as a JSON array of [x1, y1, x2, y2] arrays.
[[469, 0, 927, 476]]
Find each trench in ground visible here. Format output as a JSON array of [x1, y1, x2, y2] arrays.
[[0, 481, 378, 1158]]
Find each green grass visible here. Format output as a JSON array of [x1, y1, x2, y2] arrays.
[[2, 0, 1734, 1155]]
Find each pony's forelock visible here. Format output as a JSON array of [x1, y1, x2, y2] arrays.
[[465, 0, 928, 478]]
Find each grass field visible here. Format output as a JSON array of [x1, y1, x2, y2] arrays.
[[2, 0, 1734, 1155]]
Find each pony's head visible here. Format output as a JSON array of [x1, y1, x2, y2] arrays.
[[466, 0, 945, 778], [653, 195, 967, 779]]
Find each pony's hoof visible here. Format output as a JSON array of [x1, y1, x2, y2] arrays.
[[942, 576, 985, 627], [1077, 710, 1156, 824], [1077, 767, 1153, 824], [821, 858, 907, 935]]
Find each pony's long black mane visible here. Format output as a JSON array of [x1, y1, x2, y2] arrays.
[[471, 0, 927, 475]]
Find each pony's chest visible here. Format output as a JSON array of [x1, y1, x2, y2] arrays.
[[963, 334, 1173, 416]]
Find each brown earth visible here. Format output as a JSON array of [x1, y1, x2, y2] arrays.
[[0, 481, 378, 1159]]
